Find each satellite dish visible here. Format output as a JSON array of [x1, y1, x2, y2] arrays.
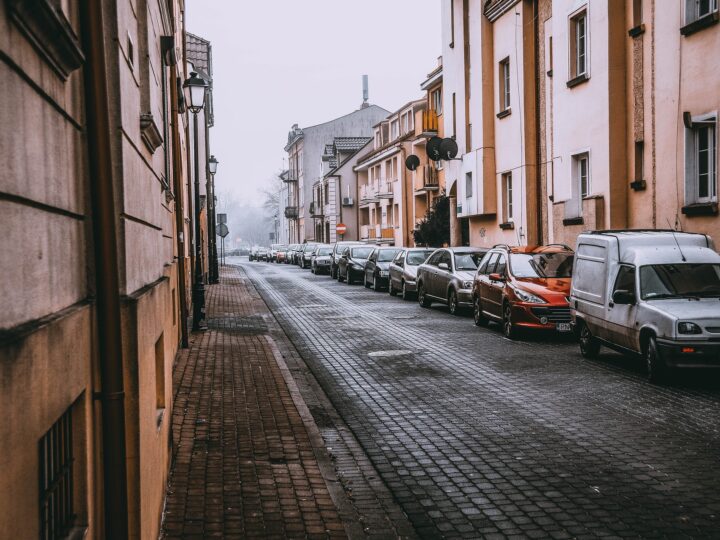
[[405, 155, 420, 171], [439, 138, 459, 160], [426, 136, 443, 161]]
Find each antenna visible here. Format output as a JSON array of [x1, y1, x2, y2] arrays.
[[361, 75, 369, 109], [667, 218, 687, 262]]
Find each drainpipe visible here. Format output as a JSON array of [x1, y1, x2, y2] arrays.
[[170, 70, 189, 348], [79, 1, 129, 537]]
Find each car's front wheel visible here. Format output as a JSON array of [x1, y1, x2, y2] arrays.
[[373, 274, 381, 292], [645, 335, 666, 384], [448, 289, 459, 315], [401, 281, 411, 301], [389, 279, 398, 296], [503, 302, 519, 340]]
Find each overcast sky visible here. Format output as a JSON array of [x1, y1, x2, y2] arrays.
[[186, 0, 442, 206]]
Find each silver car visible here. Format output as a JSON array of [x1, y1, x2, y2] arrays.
[[416, 247, 488, 315], [572, 230, 720, 383], [388, 248, 435, 300], [310, 244, 333, 275]]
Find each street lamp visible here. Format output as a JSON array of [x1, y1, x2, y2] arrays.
[[207, 155, 219, 283], [183, 71, 208, 331]]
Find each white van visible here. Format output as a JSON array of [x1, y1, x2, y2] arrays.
[[570, 230, 720, 382]]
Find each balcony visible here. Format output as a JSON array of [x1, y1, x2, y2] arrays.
[[360, 224, 381, 240], [359, 183, 379, 206], [381, 226, 395, 240], [414, 165, 440, 194], [309, 201, 323, 218], [284, 206, 298, 219], [377, 179, 394, 199], [282, 171, 298, 182], [421, 109, 439, 136]]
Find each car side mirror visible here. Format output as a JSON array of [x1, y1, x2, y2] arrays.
[[489, 273, 505, 282], [612, 290, 636, 305], [438, 262, 449, 271]]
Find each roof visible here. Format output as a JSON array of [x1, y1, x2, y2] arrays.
[[334, 137, 372, 152]]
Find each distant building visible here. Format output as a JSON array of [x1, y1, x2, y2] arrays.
[[284, 97, 389, 243]]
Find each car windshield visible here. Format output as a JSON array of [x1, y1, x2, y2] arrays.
[[317, 247, 332, 256], [378, 249, 401, 262], [510, 252, 574, 278], [454, 252, 485, 271], [640, 264, 720, 299], [350, 247, 373, 259], [406, 250, 434, 265]]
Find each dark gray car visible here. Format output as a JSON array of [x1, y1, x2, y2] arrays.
[[298, 243, 319, 269], [330, 241, 364, 279], [364, 247, 403, 291], [337, 245, 375, 284], [416, 247, 488, 315], [310, 244, 333, 275], [388, 248, 435, 300]]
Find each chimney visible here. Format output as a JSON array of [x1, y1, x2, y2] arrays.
[[361, 74, 369, 109]]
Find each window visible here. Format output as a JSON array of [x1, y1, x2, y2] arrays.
[[495, 254, 507, 276], [450, 0, 455, 48], [390, 119, 400, 140], [686, 0, 719, 23], [573, 153, 590, 198], [613, 265, 637, 296], [439, 251, 452, 269], [634, 141, 644, 181], [499, 58, 511, 112], [465, 172, 473, 198], [569, 8, 588, 81], [502, 172, 513, 221], [155, 334, 166, 419], [686, 118, 717, 204], [427, 251, 443, 266], [483, 253, 499, 274], [452, 92, 457, 138], [632, 0, 643, 27], [402, 111, 413, 134], [431, 88, 443, 115]]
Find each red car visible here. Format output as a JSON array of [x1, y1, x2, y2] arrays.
[[472, 244, 574, 339]]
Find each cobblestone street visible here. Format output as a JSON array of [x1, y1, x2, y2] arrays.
[[237, 258, 720, 539]]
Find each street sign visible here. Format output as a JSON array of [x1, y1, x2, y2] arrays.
[[217, 213, 227, 224], [336, 223, 347, 235], [217, 223, 229, 238]]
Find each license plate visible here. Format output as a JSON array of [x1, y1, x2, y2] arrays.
[[380, 271, 388, 277], [556, 323, 572, 333]]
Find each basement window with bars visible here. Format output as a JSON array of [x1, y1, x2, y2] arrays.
[[39, 408, 75, 539]]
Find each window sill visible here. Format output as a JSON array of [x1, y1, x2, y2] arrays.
[[680, 12, 719, 36], [496, 108, 511, 119], [681, 202, 718, 216], [566, 73, 590, 88], [628, 24, 645, 38], [563, 216, 584, 226], [499, 221, 514, 230]]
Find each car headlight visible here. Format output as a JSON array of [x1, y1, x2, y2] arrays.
[[678, 321, 702, 334], [513, 288, 546, 304], [462, 280, 473, 289]]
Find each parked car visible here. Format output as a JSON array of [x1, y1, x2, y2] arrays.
[[364, 247, 403, 291], [269, 243, 286, 262], [310, 245, 333, 274], [337, 245, 375, 284], [256, 247, 269, 262], [416, 247, 488, 315], [330, 241, 364, 279], [249, 246, 258, 261], [472, 244, 575, 339], [287, 244, 300, 264], [571, 230, 720, 383], [298, 243, 319, 269], [388, 248, 436, 299], [276, 246, 288, 264]]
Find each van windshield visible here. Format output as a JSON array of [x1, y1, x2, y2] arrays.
[[511, 252, 574, 278], [640, 264, 720, 299]]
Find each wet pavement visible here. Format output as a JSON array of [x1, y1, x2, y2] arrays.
[[238, 257, 720, 539]]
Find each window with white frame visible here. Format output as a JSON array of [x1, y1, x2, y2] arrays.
[[502, 172, 513, 221], [686, 117, 717, 203], [465, 172, 473, 198], [686, 0, 719, 24], [390, 119, 400, 140], [571, 153, 590, 203], [431, 88, 443, 115], [569, 8, 588, 80], [499, 57, 510, 112]]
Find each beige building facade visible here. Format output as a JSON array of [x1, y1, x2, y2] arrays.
[[0, 0, 210, 537]]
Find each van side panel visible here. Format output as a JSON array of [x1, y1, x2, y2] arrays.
[[573, 243, 607, 305]]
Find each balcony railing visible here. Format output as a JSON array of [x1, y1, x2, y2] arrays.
[[284, 206, 298, 219], [414, 165, 440, 193], [377, 179, 394, 199], [360, 183, 379, 204], [422, 109, 439, 134], [368, 224, 380, 239], [360, 224, 370, 239], [381, 226, 395, 239], [283, 171, 298, 182]]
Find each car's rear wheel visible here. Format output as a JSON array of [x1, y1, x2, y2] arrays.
[[473, 296, 488, 327], [373, 274, 380, 292], [389, 279, 398, 296], [579, 322, 600, 359], [448, 289, 459, 315], [503, 302, 519, 340], [418, 284, 431, 308], [645, 336, 666, 384], [401, 281, 411, 301]]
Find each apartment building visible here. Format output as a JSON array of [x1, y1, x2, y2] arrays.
[[355, 99, 426, 247], [0, 1, 209, 537], [441, 0, 719, 248], [284, 102, 389, 243], [311, 137, 372, 243]]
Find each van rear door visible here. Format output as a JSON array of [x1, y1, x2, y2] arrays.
[[573, 242, 608, 337]]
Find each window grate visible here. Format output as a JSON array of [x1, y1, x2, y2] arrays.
[[39, 408, 74, 539]]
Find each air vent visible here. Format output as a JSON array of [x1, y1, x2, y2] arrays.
[[342, 197, 354, 206]]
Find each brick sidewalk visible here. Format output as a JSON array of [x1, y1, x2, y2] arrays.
[[161, 267, 347, 539]]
